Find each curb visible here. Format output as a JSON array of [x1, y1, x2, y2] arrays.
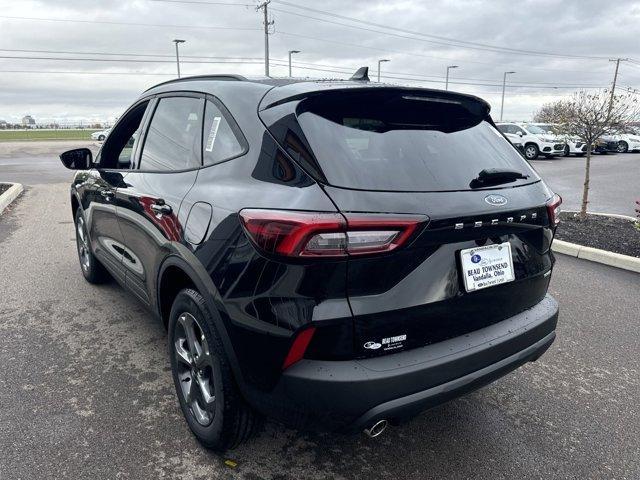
[[564, 210, 637, 222], [0, 182, 24, 215], [552, 239, 640, 274]]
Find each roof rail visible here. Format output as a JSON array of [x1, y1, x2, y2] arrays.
[[144, 74, 247, 92]]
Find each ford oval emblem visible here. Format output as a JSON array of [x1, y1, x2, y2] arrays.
[[484, 194, 508, 206]]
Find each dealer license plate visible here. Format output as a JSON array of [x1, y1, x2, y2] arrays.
[[460, 242, 515, 292]]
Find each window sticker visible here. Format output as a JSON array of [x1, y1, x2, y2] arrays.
[[205, 117, 221, 152]]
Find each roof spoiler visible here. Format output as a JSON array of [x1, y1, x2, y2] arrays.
[[349, 67, 370, 82]]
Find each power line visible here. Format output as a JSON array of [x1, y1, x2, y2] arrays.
[[273, 30, 610, 75], [140, 0, 616, 73], [0, 69, 176, 76], [148, 0, 252, 5], [0, 15, 260, 31], [267, 62, 605, 89], [0, 14, 611, 75], [0, 61, 604, 91], [271, 1, 610, 61], [0, 52, 605, 88], [281, 59, 605, 87], [0, 52, 608, 89], [0, 48, 263, 61], [0, 55, 266, 65]]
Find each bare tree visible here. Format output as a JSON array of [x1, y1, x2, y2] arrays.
[[532, 103, 558, 124], [534, 90, 639, 220]]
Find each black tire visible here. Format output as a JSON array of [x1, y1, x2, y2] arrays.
[[524, 143, 539, 160], [563, 145, 570, 157], [74, 208, 110, 284], [617, 141, 628, 153], [98, 135, 106, 141], [168, 288, 258, 451]]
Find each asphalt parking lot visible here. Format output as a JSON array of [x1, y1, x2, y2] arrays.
[[531, 152, 640, 216], [1, 144, 639, 479]]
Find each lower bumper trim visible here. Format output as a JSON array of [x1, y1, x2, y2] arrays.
[[346, 331, 555, 433]]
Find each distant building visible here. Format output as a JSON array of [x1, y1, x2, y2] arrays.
[[22, 115, 36, 127]]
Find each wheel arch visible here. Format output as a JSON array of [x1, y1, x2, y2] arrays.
[[70, 193, 80, 220], [156, 254, 247, 387]]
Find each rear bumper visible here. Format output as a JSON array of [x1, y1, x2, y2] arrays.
[[261, 294, 558, 431]]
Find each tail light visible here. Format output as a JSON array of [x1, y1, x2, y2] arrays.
[[546, 194, 562, 226], [239, 209, 427, 257], [282, 327, 316, 370]]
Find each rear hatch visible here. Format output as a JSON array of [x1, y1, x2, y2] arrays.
[[260, 86, 557, 358]]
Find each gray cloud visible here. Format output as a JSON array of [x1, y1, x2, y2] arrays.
[[1, 0, 639, 123]]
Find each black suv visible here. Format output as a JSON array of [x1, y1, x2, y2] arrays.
[[60, 73, 561, 450]]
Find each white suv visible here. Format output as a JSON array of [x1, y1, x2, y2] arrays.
[[496, 123, 565, 160]]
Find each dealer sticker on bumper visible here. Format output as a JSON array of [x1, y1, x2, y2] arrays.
[[460, 242, 515, 292]]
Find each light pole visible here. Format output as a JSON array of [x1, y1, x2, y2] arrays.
[[377, 59, 390, 82], [173, 39, 186, 78], [288, 50, 300, 78], [500, 71, 516, 121], [445, 65, 458, 91]]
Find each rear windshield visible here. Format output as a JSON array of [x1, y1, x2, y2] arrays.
[[294, 91, 538, 191]]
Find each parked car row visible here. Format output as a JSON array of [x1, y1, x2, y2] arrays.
[[497, 122, 640, 160]]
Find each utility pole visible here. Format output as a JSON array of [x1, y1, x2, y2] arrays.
[[500, 71, 516, 121], [257, 1, 273, 77], [608, 58, 628, 117], [288, 50, 300, 77], [445, 65, 458, 91], [173, 39, 185, 78], [377, 59, 390, 82]]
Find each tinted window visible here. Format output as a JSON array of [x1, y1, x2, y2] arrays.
[[523, 124, 547, 135], [294, 91, 538, 192], [202, 100, 245, 166], [140, 97, 204, 171], [98, 101, 149, 169], [497, 124, 511, 134]]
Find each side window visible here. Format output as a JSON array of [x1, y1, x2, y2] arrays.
[[496, 124, 509, 134], [139, 97, 204, 171], [202, 99, 245, 166], [98, 101, 149, 169]]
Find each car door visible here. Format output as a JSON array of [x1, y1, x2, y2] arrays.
[[115, 94, 204, 307], [84, 100, 151, 284], [513, 125, 528, 140]]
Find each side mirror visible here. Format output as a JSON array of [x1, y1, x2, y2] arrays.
[[60, 148, 93, 170], [517, 131, 524, 137]]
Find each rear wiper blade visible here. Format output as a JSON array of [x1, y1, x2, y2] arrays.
[[470, 168, 529, 188]]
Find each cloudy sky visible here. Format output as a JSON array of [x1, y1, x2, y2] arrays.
[[1, 0, 639, 124]]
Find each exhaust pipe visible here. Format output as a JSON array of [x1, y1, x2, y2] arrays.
[[364, 419, 388, 438]]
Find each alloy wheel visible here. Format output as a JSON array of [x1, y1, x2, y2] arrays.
[[525, 146, 537, 159], [174, 312, 216, 426]]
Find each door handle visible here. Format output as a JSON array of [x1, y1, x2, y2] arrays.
[[150, 202, 172, 215]]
